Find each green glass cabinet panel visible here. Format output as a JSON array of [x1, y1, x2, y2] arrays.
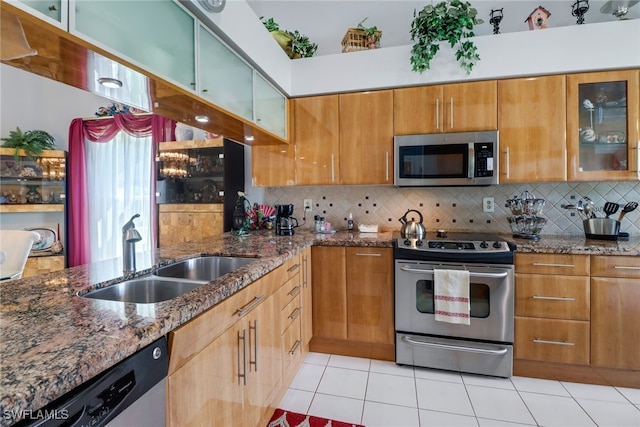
[[16, 0, 63, 22], [254, 73, 287, 138], [74, 0, 195, 90], [198, 25, 253, 121]]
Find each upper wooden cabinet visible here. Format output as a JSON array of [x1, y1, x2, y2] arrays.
[[498, 75, 567, 183], [251, 143, 296, 187], [394, 81, 498, 135], [294, 95, 341, 185], [339, 90, 394, 185], [567, 69, 640, 181]]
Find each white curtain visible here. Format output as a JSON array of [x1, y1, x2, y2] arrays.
[[85, 132, 153, 263]]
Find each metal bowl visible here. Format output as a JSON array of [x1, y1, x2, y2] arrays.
[[583, 218, 620, 241]]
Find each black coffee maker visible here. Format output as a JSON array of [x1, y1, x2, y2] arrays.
[[275, 204, 298, 236]]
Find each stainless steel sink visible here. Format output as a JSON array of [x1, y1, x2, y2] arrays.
[[81, 256, 256, 304], [82, 276, 208, 303], [153, 256, 256, 281]]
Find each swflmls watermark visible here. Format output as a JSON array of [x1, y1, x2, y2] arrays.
[[3, 409, 70, 421]]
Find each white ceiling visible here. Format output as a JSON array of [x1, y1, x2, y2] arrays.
[[246, 0, 640, 56]]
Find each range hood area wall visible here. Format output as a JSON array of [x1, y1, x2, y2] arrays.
[[265, 183, 640, 237]]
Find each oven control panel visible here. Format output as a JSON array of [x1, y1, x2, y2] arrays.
[[397, 238, 511, 253]]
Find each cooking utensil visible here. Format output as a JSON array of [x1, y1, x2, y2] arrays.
[[581, 196, 596, 219], [617, 201, 638, 221], [603, 202, 620, 218], [398, 209, 426, 239]]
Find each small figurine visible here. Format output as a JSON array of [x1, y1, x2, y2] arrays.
[[525, 6, 551, 30]]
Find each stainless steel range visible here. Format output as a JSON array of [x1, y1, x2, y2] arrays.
[[394, 232, 515, 378]]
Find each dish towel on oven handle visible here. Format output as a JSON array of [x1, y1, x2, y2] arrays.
[[434, 269, 470, 325]]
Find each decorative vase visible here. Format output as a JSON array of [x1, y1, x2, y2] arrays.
[[175, 123, 194, 141]]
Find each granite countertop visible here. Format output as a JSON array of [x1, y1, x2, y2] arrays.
[[0, 230, 392, 426], [0, 229, 637, 426]]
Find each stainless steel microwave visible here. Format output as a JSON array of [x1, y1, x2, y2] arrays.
[[394, 131, 499, 186]]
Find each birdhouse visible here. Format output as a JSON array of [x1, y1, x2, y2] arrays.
[[525, 6, 551, 30]]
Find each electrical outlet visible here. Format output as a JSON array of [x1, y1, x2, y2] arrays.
[[303, 199, 313, 212], [483, 197, 495, 213]]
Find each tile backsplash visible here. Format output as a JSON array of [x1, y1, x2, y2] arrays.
[[264, 182, 640, 237]]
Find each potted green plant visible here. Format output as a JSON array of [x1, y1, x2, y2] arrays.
[[357, 17, 382, 49], [261, 17, 318, 59], [410, 0, 483, 75], [1, 127, 56, 161]]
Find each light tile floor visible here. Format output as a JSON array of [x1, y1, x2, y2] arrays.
[[277, 353, 640, 427]]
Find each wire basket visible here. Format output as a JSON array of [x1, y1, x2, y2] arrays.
[[341, 28, 382, 53]]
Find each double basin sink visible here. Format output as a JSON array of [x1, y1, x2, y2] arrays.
[[81, 256, 256, 304]]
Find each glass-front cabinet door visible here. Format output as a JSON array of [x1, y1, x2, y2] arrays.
[[567, 70, 639, 181], [254, 73, 287, 138], [10, 0, 66, 28], [198, 24, 253, 121], [72, 0, 196, 91]]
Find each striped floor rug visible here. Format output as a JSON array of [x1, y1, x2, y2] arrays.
[[267, 408, 364, 427]]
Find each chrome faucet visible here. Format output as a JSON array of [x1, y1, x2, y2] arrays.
[[122, 214, 142, 274]]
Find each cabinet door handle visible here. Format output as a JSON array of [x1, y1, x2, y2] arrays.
[[435, 98, 440, 130], [532, 295, 575, 301], [532, 262, 575, 268], [356, 253, 382, 257], [289, 339, 301, 355], [249, 320, 258, 372], [287, 285, 301, 297], [614, 265, 640, 270], [237, 329, 247, 385], [236, 295, 266, 317], [385, 151, 389, 182], [504, 148, 510, 179], [303, 255, 309, 288], [331, 154, 335, 183], [449, 97, 454, 129], [288, 306, 301, 320], [533, 339, 575, 346], [287, 263, 301, 273]]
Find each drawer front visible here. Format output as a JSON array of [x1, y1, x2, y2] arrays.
[[514, 317, 590, 365], [591, 255, 640, 279], [282, 318, 302, 372], [515, 253, 589, 276], [278, 274, 302, 311], [169, 275, 271, 373], [280, 294, 302, 333], [282, 253, 302, 283], [515, 274, 590, 320]]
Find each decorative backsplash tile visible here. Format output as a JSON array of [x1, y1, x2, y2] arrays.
[[264, 182, 640, 237]]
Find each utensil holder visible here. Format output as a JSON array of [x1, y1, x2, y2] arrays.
[[583, 218, 620, 241]]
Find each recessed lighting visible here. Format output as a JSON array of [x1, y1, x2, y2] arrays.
[[245, 135, 255, 142], [195, 115, 209, 123], [97, 77, 123, 88]]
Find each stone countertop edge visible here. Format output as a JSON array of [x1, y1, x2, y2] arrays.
[[0, 230, 638, 426]]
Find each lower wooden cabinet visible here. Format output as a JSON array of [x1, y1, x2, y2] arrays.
[[514, 253, 640, 387], [167, 321, 244, 426], [514, 253, 591, 365], [590, 255, 640, 370], [312, 246, 347, 340], [167, 273, 283, 427], [311, 246, 394, 359]]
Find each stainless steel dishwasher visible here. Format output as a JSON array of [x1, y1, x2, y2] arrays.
[[17, 337, 168, 427]]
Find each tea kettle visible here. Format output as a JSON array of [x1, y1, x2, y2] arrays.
[[399, 209, 426, 239]]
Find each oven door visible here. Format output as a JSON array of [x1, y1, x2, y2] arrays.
[[394, 260, 514, 343]]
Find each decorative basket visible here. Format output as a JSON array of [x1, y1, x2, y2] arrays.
[[341, 28, 382, 53]]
